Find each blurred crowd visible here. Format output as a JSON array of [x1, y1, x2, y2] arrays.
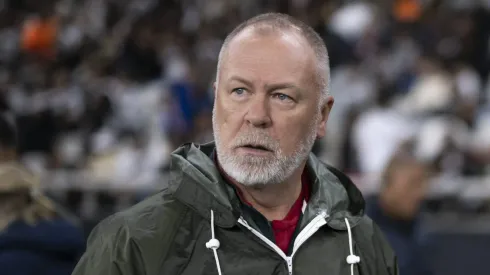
[[0, 0, 489, 274], [0, 0, 487, 216], [0, 0, 488, 176], [0, 0, 488, 186]]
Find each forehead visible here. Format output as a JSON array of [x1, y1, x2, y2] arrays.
[[220, 28, 317, 85]]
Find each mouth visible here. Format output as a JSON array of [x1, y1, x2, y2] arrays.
[[236, 144, 274, 154], [240, 144, 272, 151]]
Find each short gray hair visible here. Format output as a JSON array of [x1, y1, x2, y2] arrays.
[[216, 13, 331, 104]]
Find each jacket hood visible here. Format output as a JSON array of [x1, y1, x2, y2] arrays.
[[169, 142, 365, 231], [0, 218, 85, 260]]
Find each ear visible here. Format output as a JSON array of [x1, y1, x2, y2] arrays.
[[316, 96, 334, 139]]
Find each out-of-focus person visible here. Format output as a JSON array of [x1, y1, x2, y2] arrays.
[[21, 9, 59, 61], [0, 114, 85, 275], [366, 142, 433, 275]]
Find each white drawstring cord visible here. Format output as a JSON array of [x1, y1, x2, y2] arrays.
[[344, 218, 360, 275], [206, 210, 223, 275], [206, 211, 357, 275]]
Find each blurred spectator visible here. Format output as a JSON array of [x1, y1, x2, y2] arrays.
[[0, 114, 85, 275], [393, 0, 422, 23], [351, 82, 417, 174], [366, 143, 433, 275], [21, 9, 58, 61]]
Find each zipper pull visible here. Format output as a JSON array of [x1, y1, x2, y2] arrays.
[[320, 211, 328, 219], [286, 256, 293, 275]]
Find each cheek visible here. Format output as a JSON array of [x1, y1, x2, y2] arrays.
[[273, 113, 314, 151], [215, 98, 245, 143]]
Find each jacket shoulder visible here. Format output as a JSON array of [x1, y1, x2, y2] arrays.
[[96, 188, 188, 240], [120, 188, 188, 230], [73, 189, 189, 275]]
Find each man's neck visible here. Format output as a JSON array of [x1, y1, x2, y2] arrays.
[[235, 168, 304, 221], [214, 153, 307, 221]]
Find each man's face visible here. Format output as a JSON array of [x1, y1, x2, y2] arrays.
[[213, 29, 333, 186], [386, 163, 429, 219]]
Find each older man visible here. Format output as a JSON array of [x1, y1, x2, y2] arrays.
[[73, 13, 397, 275]]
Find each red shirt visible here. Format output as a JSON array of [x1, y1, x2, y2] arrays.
[[216, 157, 311, 254], [270, 172, 310, 253]]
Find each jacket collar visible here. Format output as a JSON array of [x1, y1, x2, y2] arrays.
[[169, 142, 365, 230], [304, 157, 365, 230]]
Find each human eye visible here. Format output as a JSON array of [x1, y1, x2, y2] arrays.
[[272, 93, 294, 103], [231, 88, 248, 96]]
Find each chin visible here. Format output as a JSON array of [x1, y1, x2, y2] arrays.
[[223, 161, 286, 186]]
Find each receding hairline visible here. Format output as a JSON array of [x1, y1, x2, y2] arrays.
[[221, 25, 313, 59], [216, 13, 331, 101]]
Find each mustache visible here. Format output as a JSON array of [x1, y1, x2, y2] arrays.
[[232, 131, 279, 151]]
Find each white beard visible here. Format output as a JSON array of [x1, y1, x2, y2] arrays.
[[212, 106, 319, 187]]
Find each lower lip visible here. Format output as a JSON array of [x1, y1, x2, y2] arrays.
[[236, 147, 273, 156]]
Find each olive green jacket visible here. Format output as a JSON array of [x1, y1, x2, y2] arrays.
[[72, 143, 398, 275]]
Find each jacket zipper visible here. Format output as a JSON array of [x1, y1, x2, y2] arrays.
[[238, 212, 328, 275], [290, 212, 328, 258], [237, 217, 289, 264]]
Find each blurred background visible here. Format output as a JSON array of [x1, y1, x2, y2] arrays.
[[0, 0, 489, 274]]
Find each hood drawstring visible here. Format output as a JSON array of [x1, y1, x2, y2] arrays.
[[344, 218, 361, 275], [206, 210, 359, 275], [206, 210, 223, 275]]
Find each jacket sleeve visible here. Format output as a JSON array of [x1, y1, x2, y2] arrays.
[[71, 215, 146, 275], [372, 223, 399, 275]]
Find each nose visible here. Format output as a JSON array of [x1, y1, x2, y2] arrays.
[[244, 95, 272, 128]]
